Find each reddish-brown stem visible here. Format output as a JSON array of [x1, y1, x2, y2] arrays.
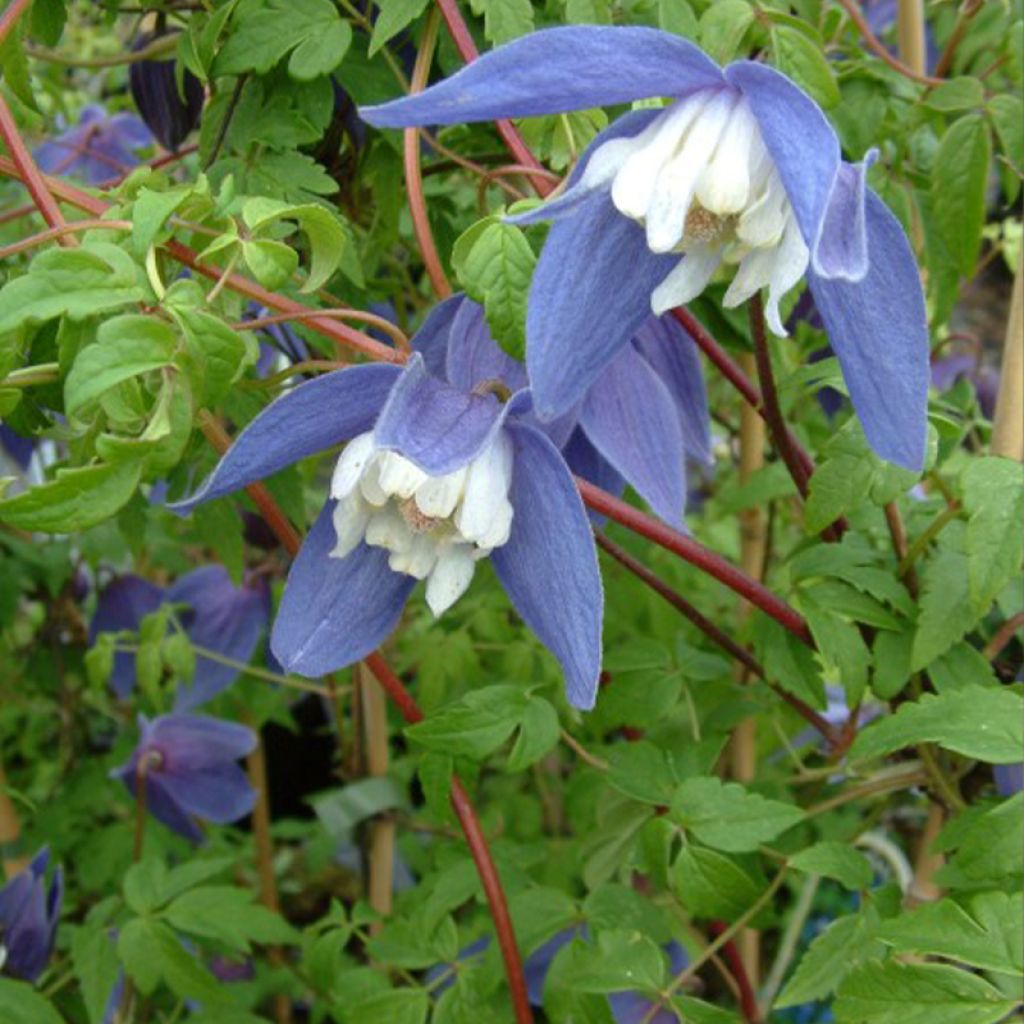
[[983, 611, 1024, 662], [578, 478, 813, 646], [932, 0, 983, 79], [0, 95, 71, 238], [748, 296, 812, 500], [883, 501, 918, 598], [433, 0, 554, 198], [596, 533, 836, 743], [235, 309, 410, 353], [835, 0, 945, 85], [406, 10, 453, 299], [363, 652, 533, 1024], [0, 0, 32, 48], [709, 923, 761, 1023], [0, 218, 131, 260]]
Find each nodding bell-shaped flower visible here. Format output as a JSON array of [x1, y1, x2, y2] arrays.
[[170, 308, 604, 709], [360, 26, 930, 471], [0, 848, 63, 983], [111, 714, 257, 843]]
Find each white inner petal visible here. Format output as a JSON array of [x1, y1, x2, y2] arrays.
[[651, 245, 723, 315], [329, 430, 515, 617]]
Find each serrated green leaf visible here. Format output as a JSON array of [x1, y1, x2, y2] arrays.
[[937, 793, 1024, 891], [170, 307, 251, 406], [879, 891, 1023, 975], [509, 886, 579, 954], [671, 776, 804, 852], [932, 115, 991, 278], [962, 456, 1024, 614], [0, 980, 66, 1024], [607, 741, 681, 806], [926, 77, 985, 112], [834, 959, 1018, 1024], [771, 25, 840, 108], [850, 688, 1024, 764], [71, 925, 121, 1024], [872, 629, 914, 699], [0, 460, 142, 533], [242, 239, 298, 290], [555, 930, 666, 994], [699, 0, 754, 63], [658, 0, 698, 38], [912, 544, 979, 671], [671, 846, 767, 921], [988, 94, 1023, 170], [470, 0, 534, 45], [0, 244, 145, 334], [790, 841, 873, 890], [165, 886, 299, 950], [370, 0, 429, 55], [507, 696, 560, 771], [406, 685, 528, 759], [65, 314, 178, 421], [132, 186, 193, 254], [801, 596, 872, 704], [215, 0, 351, 78]]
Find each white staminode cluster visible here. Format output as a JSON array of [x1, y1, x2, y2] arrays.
[[579, 88, 809, 334], [329, 431, 514, 616]]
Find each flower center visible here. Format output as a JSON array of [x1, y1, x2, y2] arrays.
[[328, 431, 515, 616]]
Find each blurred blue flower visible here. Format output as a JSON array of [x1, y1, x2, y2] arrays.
[[0, 424, 33, 471], [994, 762, 1023, 796], [34, 105, 152, 185], [930, 351, 999, 419], [362, 26, 929, 471], [0, 848, 63, 983], [89, 567, 271, 709], [111, 714, 257, 842], [171, 306, 604, 708]]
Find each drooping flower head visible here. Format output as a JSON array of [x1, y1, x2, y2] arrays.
[[34, 105, 152, 186], [89, 568, 271, 710], [0, 848, 63, 983], [360, 26, 930, 471], [111, 714, 257, 842], [171, 304, 604, 708], [129, 30, 204, 152]]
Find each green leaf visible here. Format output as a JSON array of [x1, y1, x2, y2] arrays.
[[170, 307, 251, 406], [565, 0, 611, 24], [753, 616, 826, 709], [805, 452, 875, 534], [470, 0, 534, 45], [311, 777, 405, 843], [454, 220, 535, 360], [912, 544, 980, 671], [509, 886, 579, 954], [801, 595, 872, 704], [28, 0, 66, 47], [366, 912, 459, 969], [583, 884, 671, 943], [347, 989, 429, 1024], [962, 456, 1024, 614], [670, 777, 804, 852], [555, 930, 666, 994], [872, 629, 914, 699], [0, 28, 38, 113], [506, 696, 560, 771], [937, 794, 1024, 891], [790, 841, 873, 890], [607, 740, 681, 806], [988, 94, 1023, 172], [834, 960, 1018, 1024], [64, 315, 178, 421], [671, 846, 767, 921], [370, 0, 429, 55], [0, 980, 65, 1024], [72, 925, 121, 1024], [658, 0, 698, 38], [242, 239, 298, 290], [932, 115, 992, 278], [928, 642, 1000, 694], [879, 891, 1023, 976], [164, 886, 299, 950], [0, 244, 145, 334], [215, 0, 352, 78], [849, 688, 1024, 764], [406, 685, 528, 760], [0, 460, 142, 533], [699, 0, 754, 63], [925, 77, 985, 112], [771, 25, 840, 108], [132, 186, 194, 254]]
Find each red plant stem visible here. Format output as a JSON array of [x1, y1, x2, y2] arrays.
[[578, 478, 813, 646], [835, 0, 944, 85], [595, 533, 835, 744], [748, 295, 811, 499], [709, 923, 760, 1023], [433, 0, 554, 198], [406, 10, 453, 299], [0, 95, 71, 239], [363, 652, 534, 1024], [0, 0, 32, 47], [983, 611, 1024, 662]]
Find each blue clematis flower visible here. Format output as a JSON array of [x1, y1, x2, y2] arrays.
[[994, 762, 1023, 796], [111, 714, 257, 842], [34, 105, 152, 186], [360, 26, 929, 471], [171, 311, 604, 709], [89, 568, 271, 710], [427, 295, 710, 527], [0, 848, 63, 983]]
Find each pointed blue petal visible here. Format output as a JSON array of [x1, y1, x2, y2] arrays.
[[507, 108, 662, 228], [491, 423, 602, 709], [446, 299, 528, 394], [412, 294, 468, 378], [144, 775, 204, 842], [171, 363, 402, 514], [271, 503, 416, 677], [808, 191, 929, 470], [726, 61, 839, 262], [148, 713, 257, 767], [813, 154, 876, 281], [160, 763, 256, 825], [632, 314, 713, 465], [563, 428, 625, 498], [168, 568, 271, 712], [360, 27, 724, 128], [581, 342, 686, 526], [527, 189, 678, 420], [374, 353, 509, 474]]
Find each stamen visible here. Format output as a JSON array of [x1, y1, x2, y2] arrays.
[[399, 497, 444, 535], [683, 205, 733, 246], [472, 378, 512, 402]]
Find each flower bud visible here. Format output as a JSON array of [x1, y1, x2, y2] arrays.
[[129, 31, 203, 152]]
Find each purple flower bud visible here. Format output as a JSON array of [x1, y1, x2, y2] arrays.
[[129, 32, 204, 152], [0, 848, 63, 983], [111, 714, 257, 842]]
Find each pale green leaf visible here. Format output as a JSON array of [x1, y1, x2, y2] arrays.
[[0, 980, 66, 1024], [790, 841, 874, 890]]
